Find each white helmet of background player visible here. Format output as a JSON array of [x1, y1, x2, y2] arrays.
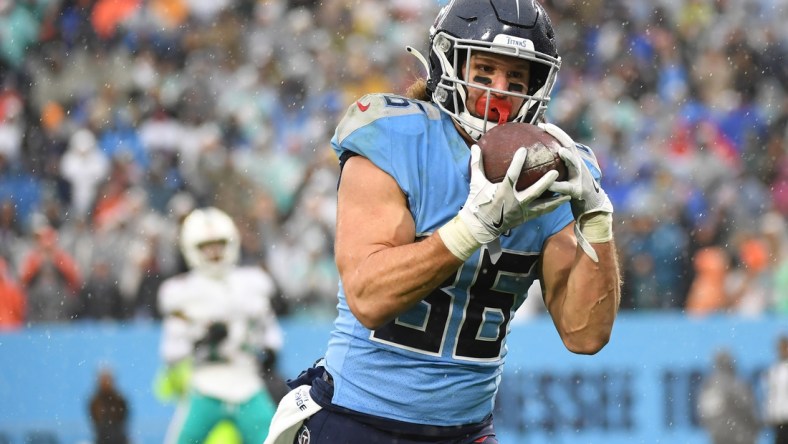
[[424, 0, 561, 140], [180, 207, 240, 277]]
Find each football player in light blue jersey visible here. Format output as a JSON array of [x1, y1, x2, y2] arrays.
[[265, 1, 621, 443]]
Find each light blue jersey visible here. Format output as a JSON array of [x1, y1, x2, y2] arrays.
[[326, 93, 575, 426]]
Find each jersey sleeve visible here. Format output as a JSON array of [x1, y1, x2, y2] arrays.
[[331, 94, 395, 174], [157, 277, 182, 316], [238, 267, 284, 352], [157, 278, 194, 363], [331, 93, 441, 187], [331, 94, 453, 229]]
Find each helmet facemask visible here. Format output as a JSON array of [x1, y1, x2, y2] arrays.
[[429, 31, 561, 140]]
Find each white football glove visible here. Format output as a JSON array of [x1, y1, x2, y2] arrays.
[[540, 122, 614, 262], [439, 144, 569, 261]]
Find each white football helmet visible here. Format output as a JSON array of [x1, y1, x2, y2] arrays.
[[179, 207, 240, 277]]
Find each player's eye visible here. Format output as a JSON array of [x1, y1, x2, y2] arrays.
[[475, 64, 494, 73], [507, 70, 528, 92], [508, 71, 526, 79]]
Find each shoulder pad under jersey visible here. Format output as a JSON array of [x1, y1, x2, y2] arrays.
[[334, 93, 442, 144], [157, 275, 190, 315]]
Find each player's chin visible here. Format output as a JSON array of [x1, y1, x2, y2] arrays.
[[470, 109, 511, 126]]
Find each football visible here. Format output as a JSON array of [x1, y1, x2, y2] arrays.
[[476, 122, 568, 191]]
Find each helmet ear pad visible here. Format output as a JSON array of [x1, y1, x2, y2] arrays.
[[528, 64, 549, 96], [430, 48, 470, 116]]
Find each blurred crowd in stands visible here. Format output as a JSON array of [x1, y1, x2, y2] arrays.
[[0, 0, 786, 329]]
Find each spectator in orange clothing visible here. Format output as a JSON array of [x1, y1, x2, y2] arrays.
[[91, 0, 141, 40], [149, 0, 189, 30], [18, 224, 82, 322], [728, 235, 773, 317], [686, 246, 731, 315], [0, 256, 26, 329]]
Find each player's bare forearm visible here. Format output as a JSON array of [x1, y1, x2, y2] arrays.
[[561, 240, 620, 353], [542, 225, 621, 354], [339, 233, 463, 330]]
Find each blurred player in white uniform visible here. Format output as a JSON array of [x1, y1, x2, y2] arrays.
[[157, 207, 283, 444]]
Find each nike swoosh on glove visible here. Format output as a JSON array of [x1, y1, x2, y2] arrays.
[[439, 144, 569, 261], [459, 144, 569, 245]]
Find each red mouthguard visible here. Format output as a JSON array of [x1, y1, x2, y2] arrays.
[[476, 96, 511, 124]]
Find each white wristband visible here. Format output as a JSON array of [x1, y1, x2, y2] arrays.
[[579, 212, 613, 243], [438, 215, 481, 261]]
